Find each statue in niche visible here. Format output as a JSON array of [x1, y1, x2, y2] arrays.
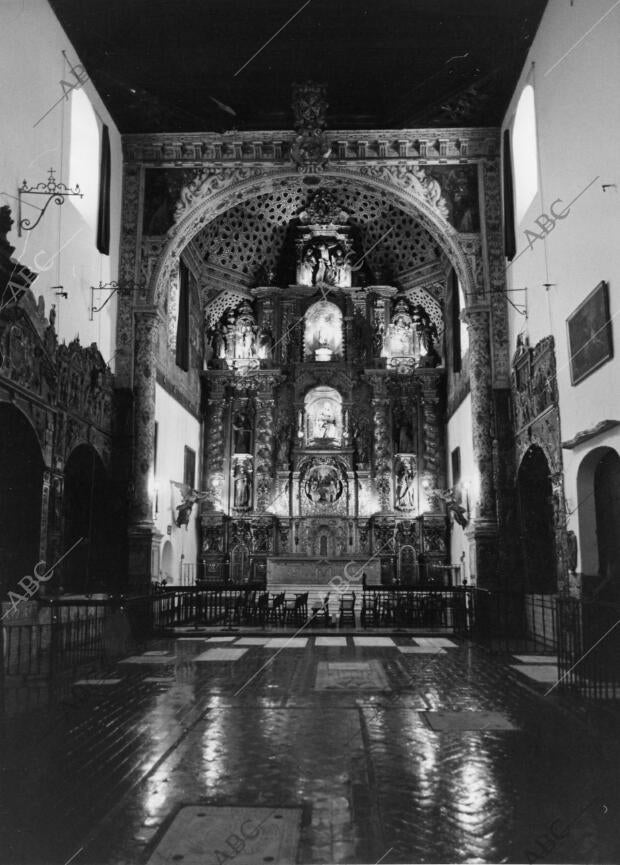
[[233, 410, 253, 454], [395, 462, 416, 510], [373, 322, 385, 356], [233, 465, 252, 509], [316, 401, 337, 439], [300, 248, 317, 285], [315, 242, 335, 284], [257, 326, 274, 361], [299, 241, 354, 287], [395, 416, 415, 454], [412, 306, 441, 367], [277, 425, 292, 464]]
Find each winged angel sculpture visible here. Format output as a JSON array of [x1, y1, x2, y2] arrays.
[[171, 481, 209, 528]]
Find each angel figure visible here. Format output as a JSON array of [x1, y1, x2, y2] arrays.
[[171, 481, 209, 528]]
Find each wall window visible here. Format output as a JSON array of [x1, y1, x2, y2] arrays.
[[451, 447, 461, 488], [69, 88, 100, 232], [176, 260, 190, 370], [450, 270, 469, 373], [512, 84, 539, 223], [183, 446, 196, 490], [502, 129, 516, 260]]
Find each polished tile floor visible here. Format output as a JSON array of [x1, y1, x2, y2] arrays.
[[1, 634, 619, 864]]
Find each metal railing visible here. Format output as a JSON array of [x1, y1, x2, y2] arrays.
[[360, 586, 473, 631], [2, 598, 110, 678], [556, 597, 620, 699], [468, 589, 558, 654]]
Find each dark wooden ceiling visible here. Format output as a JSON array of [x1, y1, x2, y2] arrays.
[[50, 0, 547, 133]]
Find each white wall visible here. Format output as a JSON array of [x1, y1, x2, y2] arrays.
[[503, 0, 620, 573], [154, 384, 202, 583], [0, 0, 122, 367], [445, 393, 476, 583]]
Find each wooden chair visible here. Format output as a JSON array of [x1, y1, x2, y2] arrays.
[[254, 591, 269, 625], [339, 592, 356, 628], [270, 592, 285, 625], [311, 593, 330, 627]]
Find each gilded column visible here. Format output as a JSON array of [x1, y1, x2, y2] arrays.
[[254, 373, 281, 512], [368, 372, 391, 512], [203, 376, 227, 511]]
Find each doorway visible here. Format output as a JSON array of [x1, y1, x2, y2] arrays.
[[517, 445, 556, 593], [0, 403, 44, 594], [594, 449, 620, 599]]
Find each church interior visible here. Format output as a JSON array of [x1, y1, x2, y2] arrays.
[[1, 1, 619, 863]]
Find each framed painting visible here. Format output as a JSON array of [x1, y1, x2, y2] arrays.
[[567, 281, 613, 385]]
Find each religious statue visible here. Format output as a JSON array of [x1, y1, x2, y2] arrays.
[[171, 482, 209, 528], [299, 248, 316, 285], [277, 424, 291, 464], [257, 326, 274, 361], [395, 417, 415, 454], [316, 401, 337, 438], [395, 462, 416, 510], [233, 466, 251, 509], [352, 415, 370, 463], [232, 410, 253, 454]]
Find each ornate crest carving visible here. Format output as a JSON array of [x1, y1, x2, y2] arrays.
[[290, 81, 332, 173]]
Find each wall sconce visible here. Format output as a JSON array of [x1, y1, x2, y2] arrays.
[[17, 168, 83, 236], [89, 279, 145, 320]]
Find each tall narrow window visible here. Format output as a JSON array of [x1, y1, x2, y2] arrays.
[[451, 270, 462, 373], [153, 422, 159, 474], [450, 271, 469, 373], [176, 260, 190, 371], [513, 84, 538, 223], [183, 446, 196, 490], [502, 129, 516, 260], [451, 447, 461, 488], [97, 124, 111, 254]]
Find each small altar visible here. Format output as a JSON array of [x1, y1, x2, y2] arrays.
[[267, 557, 380, 585]]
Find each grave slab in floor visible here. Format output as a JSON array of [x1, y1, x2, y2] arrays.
[[146, 805, 302, 865], [352, 637, 395, 647], [513, 654, 558, 664], [510, 664, 559, 682], [118, 656, 177, 665], [315, 637, 348, 647], [414, 637, 457, 648], [315, 659, 390, 690], [206, 636, 238, 642], [263, 638, 309, 648], [422, 710, 518, 731], [235, 637, 272, 645], [194, 648, 249, 662], [398, 646, 446, 654]]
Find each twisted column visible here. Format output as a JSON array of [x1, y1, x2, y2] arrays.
[[368, 373, 391, 511]]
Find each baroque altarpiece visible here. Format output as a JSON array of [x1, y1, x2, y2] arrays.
[[199, 191, 448, 586]]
